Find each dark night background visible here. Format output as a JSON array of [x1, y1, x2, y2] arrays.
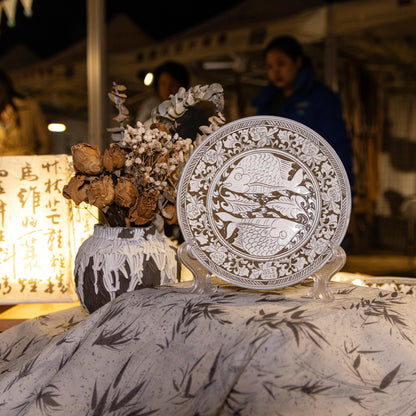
[[0, 1, 245, 60]]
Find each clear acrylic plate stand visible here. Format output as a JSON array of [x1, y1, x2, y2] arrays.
[[178, 239, 218, 295], [307, 242, 346, 302], [178, 239, 346, 301]]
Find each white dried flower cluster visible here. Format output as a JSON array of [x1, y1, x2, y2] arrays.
[[119, 122, 193, 193]]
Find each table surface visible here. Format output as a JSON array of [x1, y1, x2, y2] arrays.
[[0, 302, 80, 332]]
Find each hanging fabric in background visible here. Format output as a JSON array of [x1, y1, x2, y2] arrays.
[[20, 0, 33, 17], [0, 0, 33, 27]]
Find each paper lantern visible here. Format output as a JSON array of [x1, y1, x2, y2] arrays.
[[0, 155, 97, 304]]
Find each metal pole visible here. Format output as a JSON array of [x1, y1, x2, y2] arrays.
[[87, 0, 106, 150], [324, 2, 338, 92]]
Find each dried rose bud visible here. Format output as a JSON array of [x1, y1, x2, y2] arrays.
[[103, 143, 125, 172], [150, 123, 170, 135], [72, 143, 103, 175], [114, 177, 138, 207], [163, 203, 178, 225], [128, 189, 159, 226], [87, 175, 114, 209], [62, 174, 88, 205]]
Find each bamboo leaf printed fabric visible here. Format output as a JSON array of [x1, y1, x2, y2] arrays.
[[1, 282, 416, 415]]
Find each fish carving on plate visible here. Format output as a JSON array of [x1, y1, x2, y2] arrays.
[[223, 152, 309, 195], [177, 116, 351, 289]]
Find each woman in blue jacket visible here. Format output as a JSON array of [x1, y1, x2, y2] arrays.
[[252, 36, 354, 186]]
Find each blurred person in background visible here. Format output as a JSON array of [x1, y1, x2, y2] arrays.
[[0, 70, 50, 155], [252, 35, 353, 186], [137, 60, 190, 123]]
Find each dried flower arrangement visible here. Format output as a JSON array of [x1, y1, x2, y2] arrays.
[[63, 82, 225, 230]]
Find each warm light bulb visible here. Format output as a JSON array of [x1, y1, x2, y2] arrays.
[[144, 72, 154, 86], [48, 123, 66, 132]]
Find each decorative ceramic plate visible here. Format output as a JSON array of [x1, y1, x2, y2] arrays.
[[177, 116, 351, 289]]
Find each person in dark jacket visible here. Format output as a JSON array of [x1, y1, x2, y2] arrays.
[[252, 35, 353, 186]]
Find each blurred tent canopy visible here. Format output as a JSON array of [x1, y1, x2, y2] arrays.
[[0, 0, 414, 122]]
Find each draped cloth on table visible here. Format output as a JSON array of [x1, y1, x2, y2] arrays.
[[1, 281, 416, 415]]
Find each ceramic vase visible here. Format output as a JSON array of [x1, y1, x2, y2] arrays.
[[74, 224, 178, 313]]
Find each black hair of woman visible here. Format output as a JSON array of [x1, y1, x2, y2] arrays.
[[263, 35, 312, 69], [153, 61, 190, 92]]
